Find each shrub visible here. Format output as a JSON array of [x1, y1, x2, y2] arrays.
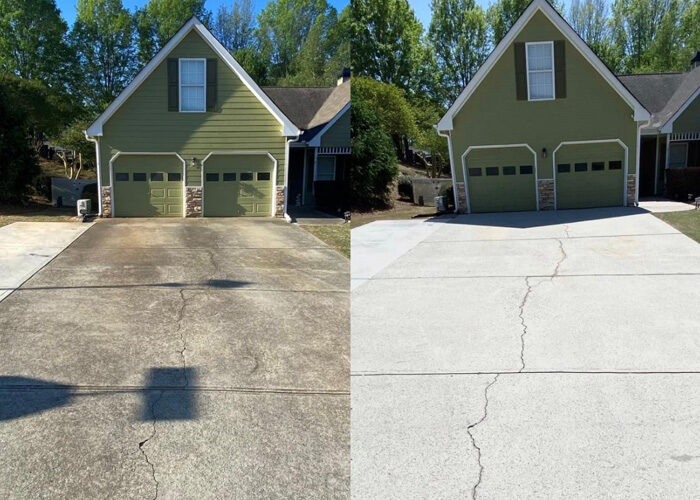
[[397, 175, 413, 200], [350, 95, 398, 210], [666, 167, 700, 200], [0, 83, 39, 203]]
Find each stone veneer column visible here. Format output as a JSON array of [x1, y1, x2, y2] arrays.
[[537, 179, 555, 210], [456, 182, 467, 213], [626, 174, 637, 206], [101, 186, 112, 217], [275, 186, 285, 217], [186, 186, 203, 217]]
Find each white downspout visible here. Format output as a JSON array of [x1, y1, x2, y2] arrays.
[[84, 132, 102, 216], [635, 120, 650, 206]]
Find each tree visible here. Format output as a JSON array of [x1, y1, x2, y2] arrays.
[[0, 0, 72, 89], [212, 0, 255, 52], [428, 0, 489, 104], [352, 77, 418, 162], [135, 0, 210, 65], [71, 0, 136, 112], [488, 0, 560, 45], [351, 0, 424, 92], [256, 0, 335, 82], [569, 0, 621, 70], [351, 94, 398, 210], [411, 98, 449, 178], [53, 119, 95, 180], [0, 80, 39, 202]]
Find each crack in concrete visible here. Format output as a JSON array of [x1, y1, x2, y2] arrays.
[[467, 374, 499, 500], [518, 237, 568, 372], [176, 289, 191, 387], [138, 390, 163, 500]]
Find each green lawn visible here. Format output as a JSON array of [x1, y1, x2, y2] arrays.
[[301, 224, 350, 258], [0, 204, 77, 228], [351, 204, 438, 228], [654, 209, 700, 244]]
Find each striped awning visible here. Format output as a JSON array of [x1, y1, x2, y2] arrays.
[[670, 132, 700, 141], [318, 147, 351, 155]]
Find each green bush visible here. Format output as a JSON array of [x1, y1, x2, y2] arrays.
[[397, 175, 413, 199], [350, 95, 398, 210], [0, 83, 39, 203]]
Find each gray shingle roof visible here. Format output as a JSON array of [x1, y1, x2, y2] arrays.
[[262, 80, 350, 140], [618, 66, 700, 128]]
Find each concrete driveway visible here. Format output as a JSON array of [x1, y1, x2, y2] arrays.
[[0, 218, 349, 499], [351, 207, 700, 499]]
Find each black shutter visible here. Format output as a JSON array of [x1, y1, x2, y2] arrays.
[[167, 58, 178, 111], [514, 43, 527, 100], [554, 40, 566, 98], [206, 58, 217, 112]]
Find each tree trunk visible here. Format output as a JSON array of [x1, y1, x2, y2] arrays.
[[58, 151, 69, 177], [74, 153, 83, 180]]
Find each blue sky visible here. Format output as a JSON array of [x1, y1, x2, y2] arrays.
[[55, 0, 349, 26]]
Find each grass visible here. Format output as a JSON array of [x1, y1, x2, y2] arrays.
[[0, 203, 77, 228], [351, 198, 439, 228], [654, 209, 700, 243], [301, 224, 350, 258]]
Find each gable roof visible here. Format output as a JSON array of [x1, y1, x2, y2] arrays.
[[658, 66, 700, 132], [85, 17, 300, 137], [437, 0, 650, 132], [264, 80, 351, 143]]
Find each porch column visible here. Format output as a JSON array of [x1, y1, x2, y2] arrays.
[[302, 148, 308, 205], [313, 148, 318, 195], [654, 134, 660, 195]]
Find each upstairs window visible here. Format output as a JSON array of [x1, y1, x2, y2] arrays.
[[526, 42, 554, 101], [179, 59, 206, 112]]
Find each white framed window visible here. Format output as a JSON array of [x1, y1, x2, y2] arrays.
[[179, 58, 206, 112], [668, 142, 688, 168], [315, 155, 336, 181], [526, 41, 555, 101]]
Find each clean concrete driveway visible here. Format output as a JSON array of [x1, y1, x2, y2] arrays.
[[0, 218, 349, 499], [352, 207, 700, 499], [0, 222, 91, 302]]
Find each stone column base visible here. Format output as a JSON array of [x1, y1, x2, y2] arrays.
[[275, 186, 285, 217], [101, 186, 112, 217], [186, 186, 203, 217], [456, 182, 467, 213], [537, 179, 555, 210], [626, 174, 637, 206]]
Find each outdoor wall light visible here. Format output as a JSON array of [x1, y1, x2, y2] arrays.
[[542, 148, 547, 158]]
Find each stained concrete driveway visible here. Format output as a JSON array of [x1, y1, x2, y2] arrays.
[[351, 207, 700, 499], [0, 218, 349, 499]]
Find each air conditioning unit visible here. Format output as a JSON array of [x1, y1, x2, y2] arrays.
[[77, 199, 91, 216], [435, 195, 447, 212]]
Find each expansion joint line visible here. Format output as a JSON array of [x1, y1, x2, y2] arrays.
[[138, 390, 164, 500], [467, 374, 500, 500]]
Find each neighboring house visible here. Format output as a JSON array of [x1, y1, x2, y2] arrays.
[[437, 0, 658, 213], [264, 74, 351, 214], [84, 17, 350, 218], [620, 58, 700, 196]]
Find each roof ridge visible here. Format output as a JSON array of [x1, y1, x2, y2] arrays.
[[617, 72, 685, 77], [262, 85, 335, 89]]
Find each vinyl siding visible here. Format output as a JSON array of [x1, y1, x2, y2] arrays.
[[100, 30, 286, 187], [319, 108, 350, 148], [450, 11, 638, 184], [672, 95, 700, 134]]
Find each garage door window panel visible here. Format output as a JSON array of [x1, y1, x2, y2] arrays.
[[486, 167, 499, 176], [179, 59, 206, 112], [591, 162, 604, 171], [609, 161, 622, 170], [151, 172, 164, 181], [240, 172, 254, 181], [206, 173, 219, 182], [520, 165, 533, 175], [503, 166, 516, 175], [168, 172, 181, 181], [557, 163, 570, 173], [115, 173, 129, 181], [526, 42, 554, 101], [133, 173, 146, 181], [223, 173, 236, 181], [257, 172, 271, 181], [575, 163, 588, 172], [468, 168, 482, 177]]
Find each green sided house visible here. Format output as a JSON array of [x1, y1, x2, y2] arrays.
[[84, 17, 350, 219], [437, 0, 652, 213]]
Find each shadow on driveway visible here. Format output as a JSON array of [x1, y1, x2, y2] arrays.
[[0, 367, 199, 422], [428, 206, 650, 228]]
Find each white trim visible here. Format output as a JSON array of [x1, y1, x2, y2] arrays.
[[85, 18, 300, 137], [108, 151, 187, 217], [436, 0, 649, 131], [307, 103, 350, 147], [200, 151, 278, 217], [665, 134, 671, 170], [84, 133, 103, 216], [314, 155, 337, 181], [283, 137, 296, 216], [551, 139, 629, 208], [460, 143, 539, 214], [178, 58, 206, 113], [437, 129, 459, 212], [670, 132, 700, 141], [668, 142, 689, 168], [525, 41, 555, 101], [660, 87, 700, 134], [317, 146, 351, 155]]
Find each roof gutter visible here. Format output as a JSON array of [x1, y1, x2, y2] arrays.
[[83, 131, 103, 216], [436, 126, 460, 213]]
